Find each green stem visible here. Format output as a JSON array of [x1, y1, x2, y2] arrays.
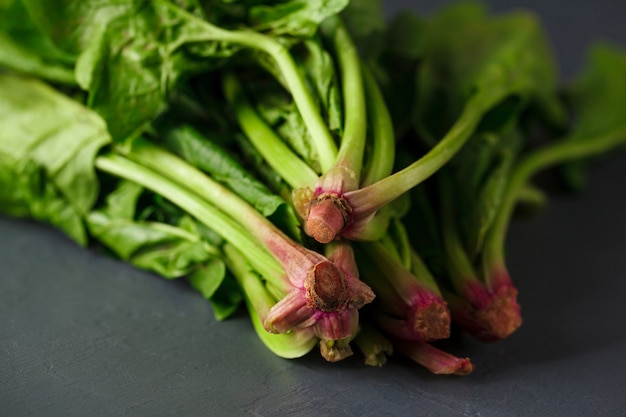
[[95, 153, 286, 290], [118, 140, 343, 293], [484, 129, 626, 274], [346, 95, 488, 221], [353, 322, 393, 367], [439, 172, 481, 291], [0, 33, 77, 86], [360, 66, 396, 187], [223, 73, 318, 189], [222, 244, 317, 359], [161, 0, 337, 171], [409, 249, 441, 297], [323, 17, 367, 177]]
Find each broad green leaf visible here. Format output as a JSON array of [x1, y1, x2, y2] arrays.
[[0, 0, 76, 84], [80, 1, 238, 141], [202, 272, 243, 320], [20, 0, 238, 142], [0, 73, 110, 244], [414, 3, 565, 145], [20, 0, 135, 56], [188, 258, 228, 300]]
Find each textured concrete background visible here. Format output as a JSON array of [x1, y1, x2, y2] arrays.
[[2, 1, 626, 416]]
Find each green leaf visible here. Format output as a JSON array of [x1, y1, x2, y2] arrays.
[[204, 273, 243, 321], [298, 39, 343, 138], [249, 0, 349, 37], [414, 3, 565, 144], [161, 125, 285, 217], [0, 0, 76, 84], [20, 0, 137, 56], [87, 179, 222, 278], [565, 43, 626, 146], [20, 0, 235, 142], [0, 73, 110, 244], [188, 258, 228, 300], [159, 124, 302, 238], [80, 1, 238, 141], [558, 43, 626, 191], [246, 74, 322, 173]]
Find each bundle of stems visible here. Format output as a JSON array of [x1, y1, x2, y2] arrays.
[[1, 0, 625, 375]]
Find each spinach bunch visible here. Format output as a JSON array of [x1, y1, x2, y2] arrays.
[[1, 0, 625, 374]]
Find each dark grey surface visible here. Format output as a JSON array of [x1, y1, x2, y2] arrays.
[[2, 1, 626, 416]]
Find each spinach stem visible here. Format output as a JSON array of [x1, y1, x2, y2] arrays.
[[360, 66, 396, 187], [223, 73, 318, 189], [222, 243, 318, 359], [346, 95, 488, 222], [95, 153, 286, 290], [438, 172, 481, 290], [323, 17, 367, 177], [117, 141, 317, 283], [161, 0, 337, 171], [483, 128, 626, 279]]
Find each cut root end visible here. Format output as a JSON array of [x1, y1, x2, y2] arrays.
[[305, 194, 351, 243], [451, 280, 523, 342], [304, 260, 349, 312], [413, 302, 451, 341]]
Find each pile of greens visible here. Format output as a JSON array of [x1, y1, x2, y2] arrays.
[[2, 0, 626, 375]]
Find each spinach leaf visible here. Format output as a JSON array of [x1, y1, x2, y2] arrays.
[[20, 0, 136, 56], [558, 43, 626, 191], [158, 124, 302, 238], [78, 0, 238, 141], [87, 180, 223, 278], [249, 0, 349, 37], [86, 178, 239, 319], [0, 74, 110, 244], [451, 130, 524, 257], [414, 3, 565, 146], [0, 0, 76, 84], [194, 271, 243, 320]]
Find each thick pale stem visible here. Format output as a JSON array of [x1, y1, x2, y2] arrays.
[[222, 244, 318, 358], [112, 143, 355, 312], [95, 154, 285, 288], [223, 73, 319, 189]]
